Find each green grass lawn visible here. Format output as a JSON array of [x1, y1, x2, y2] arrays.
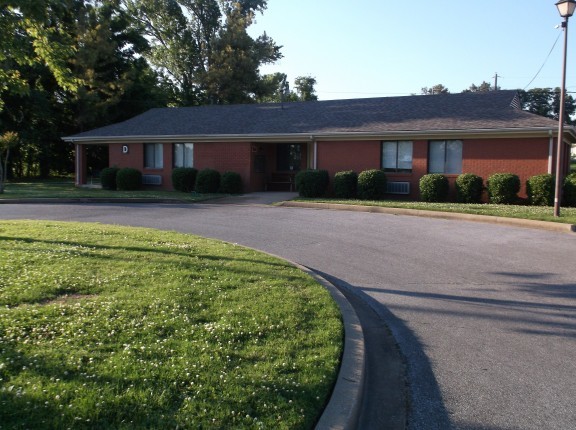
[[0, 221, 343, 429], [295, 198, 576, 225], [0, 181, 220, 201]]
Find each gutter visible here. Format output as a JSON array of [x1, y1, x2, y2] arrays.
[[62, 126, 576, 145]]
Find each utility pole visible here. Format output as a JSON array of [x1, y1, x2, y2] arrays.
[[493, 73, 499, 91]]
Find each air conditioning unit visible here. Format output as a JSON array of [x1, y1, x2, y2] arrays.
[[142, 175, 162, 185], [386, 181, 410, 195]]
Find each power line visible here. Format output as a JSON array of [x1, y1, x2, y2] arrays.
[[523, 30, 562, 90]]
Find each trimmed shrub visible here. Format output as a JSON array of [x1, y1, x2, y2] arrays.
[[116, 168, 142, 191], [172, 167, 198, 193], [295, 169, 329, 198], [455, 173, 483, 203], [100, 167, 119, 190], [195, 168, 221, 194], [486, 173, 520, 204], [419, 174, 449, 202], [357, 169, 387, 200], [563, 172, 576, 206], [526, 174, 554, 206], [220, 171, 243, 194], [333, 170, 358, 199]]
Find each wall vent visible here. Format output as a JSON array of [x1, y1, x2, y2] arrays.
[[386, 181, 410, 195], [142, 175, 162, 185]]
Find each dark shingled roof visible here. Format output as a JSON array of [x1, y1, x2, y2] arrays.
[[64, 90, 561, 141]]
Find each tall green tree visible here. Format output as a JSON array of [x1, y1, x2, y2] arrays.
[[421, 84, 450, 95], [124, 0, 282, 105], [463, 81, 496, 92], [0, 0, 81, 112], [519, 88, 576, 125], [256, 74, 318, 103]]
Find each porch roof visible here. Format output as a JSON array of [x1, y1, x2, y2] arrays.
[[63, 90, 572, 143]]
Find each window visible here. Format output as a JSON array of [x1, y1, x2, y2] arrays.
[[173, 143, 194, 168], [144, 143, 163, 169], [382, 141, 413, 172], [277, 144, 301, 171], [428, 140, 462, 174]]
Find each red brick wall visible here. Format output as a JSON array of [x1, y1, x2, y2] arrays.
[[317, 140, 381, 175], [316, 137, 552, 199], [463, 138, 550, 197], [195, 142, 252, 190]]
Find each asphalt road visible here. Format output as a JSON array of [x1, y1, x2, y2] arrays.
[[1, 201, 575, 430]]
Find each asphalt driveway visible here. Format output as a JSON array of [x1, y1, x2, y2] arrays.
[[1, 200, 575, 429]]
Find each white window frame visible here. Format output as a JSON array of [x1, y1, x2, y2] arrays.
[[428, 140, 463, 174], [382, 141, 413, 173], [144, 143, 163, 169], [173, 143, 194, 168]]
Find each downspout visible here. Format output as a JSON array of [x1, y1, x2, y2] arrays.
[[548, 130, 554, 174], [312, 137, 318, 169], [75, 143, 81, 187]]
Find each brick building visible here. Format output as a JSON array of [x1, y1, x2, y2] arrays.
[[63, 90, 575, 199]]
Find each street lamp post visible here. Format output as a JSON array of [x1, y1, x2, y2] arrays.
[[554, 0, 576, 217]]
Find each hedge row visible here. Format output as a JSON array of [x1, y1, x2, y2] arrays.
[[101, 167, 243, 194], [171, 168, 243, 194], [101, 167, 141, 191], [295, 169, 388, 199], [419, 172, 576, 206]]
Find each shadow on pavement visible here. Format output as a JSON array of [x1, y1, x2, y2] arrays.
[[313, 270, 453, 430]]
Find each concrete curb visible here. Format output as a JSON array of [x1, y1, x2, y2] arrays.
[[297, 266, 365, 430], [279, 201, 576, 234], [0, 198, 193, 204]]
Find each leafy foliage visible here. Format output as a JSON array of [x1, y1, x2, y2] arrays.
[[100, 166, 120, 190], [563, 172, 576, 207], [526, 174, 554, 206], [518, 88, 576, 125], [455, 173, 483, 203], [171, 167, 198, 192], [116, 167, 142, 191], [195, 168, 220, 193], [333, 170, 357, 199], [357, 169, 387, 200], [220, 171, 243, 194], [295, 169, 329, 198], [486, 173, 520, 204], [419, 174, 449, 202]]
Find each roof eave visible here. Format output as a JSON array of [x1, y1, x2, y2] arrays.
[[62, 126, 576, 144]]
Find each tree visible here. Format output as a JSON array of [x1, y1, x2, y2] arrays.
[[123, 0, 282, 105], [519, 88, 576, 125], [294, 76, 318, 101], [421, 84, 450, 95], [0, 131, 18, 193], [463, 81, 495, 92], [0, 0, 81, 112], [256, 74, 318, 103]]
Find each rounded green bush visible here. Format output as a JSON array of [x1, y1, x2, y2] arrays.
[[195, 168, 221, 194], [100, 167, 119, 190], [486, 173, 520, 204], [563, 172, 576, 206], [116, 168, 142, 191], [357, 169, 387, 200], [220, 171, 243, 194], [295, 170, 329, 198], [419, 174, 449, 202], [172, 167, 198, 192], [455, 173, 484, 203], [526, 174, 554, 206], [333, 170, 358, 199]]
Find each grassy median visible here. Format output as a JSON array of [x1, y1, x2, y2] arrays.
[[295, 198, 576, 225], [0, 221, 343, 429]]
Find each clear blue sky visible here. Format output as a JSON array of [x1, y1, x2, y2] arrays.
[[248, 0, 576, 100]]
